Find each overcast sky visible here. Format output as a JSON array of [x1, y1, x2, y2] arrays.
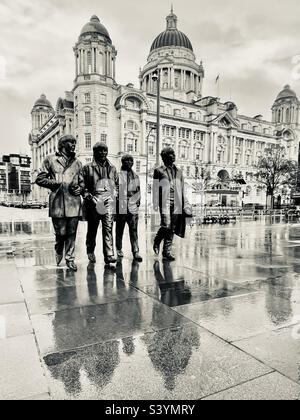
[[1, 0, 300, 155]]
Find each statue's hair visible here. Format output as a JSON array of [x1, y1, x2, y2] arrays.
[[161, 147, 175, 160], [93, 142, 108, 153], [58, 135, 76, 151]]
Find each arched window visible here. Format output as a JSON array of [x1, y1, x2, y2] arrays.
[[87, 51, 92, 73], [125, 120, 138, 131], [148, 136, 156, 156], [165, 105, 171, 115], [286, 108, 290, 123], [125, 133, 137, 153], [278, 110, 282, 122], [196, 112, 202, 121], [163, 140, 174, 150], [149, 101, 155, 111], [179, 140, 189, 159], [194, 143, 204, 161]]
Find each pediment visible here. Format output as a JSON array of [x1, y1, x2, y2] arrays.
[[211, 112, 239, 128]]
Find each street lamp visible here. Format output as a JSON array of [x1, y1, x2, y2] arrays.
[[145, 124, 157, 222], [152, 69, 161, 167]]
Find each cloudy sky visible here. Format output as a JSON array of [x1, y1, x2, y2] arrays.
[[1, 0, 300, 155]]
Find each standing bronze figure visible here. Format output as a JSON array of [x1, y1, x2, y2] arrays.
[[35, 135, 82, 271], [152, 147, 192, 261], [80, 142, 118, 265], [116, 155, 143, 262]]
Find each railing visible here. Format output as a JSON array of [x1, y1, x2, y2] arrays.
[[188, 207, 299, 226]]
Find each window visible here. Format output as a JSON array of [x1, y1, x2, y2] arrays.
[[179, 128, 191, 140], [85, 111, 91, 125], [162, 125, 176, 137], [100, 94, 107, 104], [101, 133, 107, 144], [85, 133, 92, 149], [86, 157, 92, 163], [186, 166, 190, 177], [126, 121, 137, 131], [85, 93, 91, 103], [87, 51, 92, 73], [194, 131, 204, 141], [165, 105, 171, 114], [194, 143, 203, 161], [179, 141, 189, 159], [136, 161, 141, 173], [149, 143, 155, 155], [148, 136, 156, 155], [100, 112, 107, 125], [125, 134, 137, 153]]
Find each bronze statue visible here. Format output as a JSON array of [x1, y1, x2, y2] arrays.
[[116, 155, 143, 262], [152, 147, 192, 261], [79, 142, 118, 266], [35, 135, 82, 271]]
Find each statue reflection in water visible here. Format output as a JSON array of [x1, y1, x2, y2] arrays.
[[153, 261, 192, 307], [50, 261, 145, 395], [140, 262, 199, 392]]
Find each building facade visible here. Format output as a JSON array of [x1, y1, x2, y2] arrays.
[[29, 10, 300, 206], [0, 154, 31, 202]]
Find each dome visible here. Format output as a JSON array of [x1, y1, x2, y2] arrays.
[[80, 15, 111, 43], [150, 9, 193, 52], [33, 94, 53, 109], [275, 85, 298, 102]]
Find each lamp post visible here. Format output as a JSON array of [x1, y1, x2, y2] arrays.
[[152, 69, 161, 167], [145, 125, 157, 223]]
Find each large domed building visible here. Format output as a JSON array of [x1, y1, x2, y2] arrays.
[[29, 10, 300, 206]]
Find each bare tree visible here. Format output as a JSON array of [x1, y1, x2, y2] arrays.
[[255, 145, 297, 209]]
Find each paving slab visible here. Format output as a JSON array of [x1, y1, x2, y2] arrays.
[[31, 298, 190, 355], [0, 264, 23, 305], [174, 291, 300, 342], [0, 334, 48, 400], [41, 324, 271, 400], [234, 326, 300, 384], [203, 372, 300, 400], [19, 265, 143, 316], [0, 303, 32, 338]]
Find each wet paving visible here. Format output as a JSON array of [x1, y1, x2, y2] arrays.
[[1, 208, 300, 400]]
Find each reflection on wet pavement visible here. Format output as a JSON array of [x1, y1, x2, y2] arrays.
[[1, 216, 300, 399], [41, 324, 271, 400]]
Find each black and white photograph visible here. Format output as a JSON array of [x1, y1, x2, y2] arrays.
[[1, 0, 300, 403]]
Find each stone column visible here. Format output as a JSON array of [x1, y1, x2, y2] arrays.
[[241, 139, 245, 166], [113, 57, 116, 80], [253, 141, 257, 165], [75, 53, 78, 77], [141, 114, 147, 155]]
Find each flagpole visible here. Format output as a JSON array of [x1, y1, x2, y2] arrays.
[[215, 75, 220, 99]]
